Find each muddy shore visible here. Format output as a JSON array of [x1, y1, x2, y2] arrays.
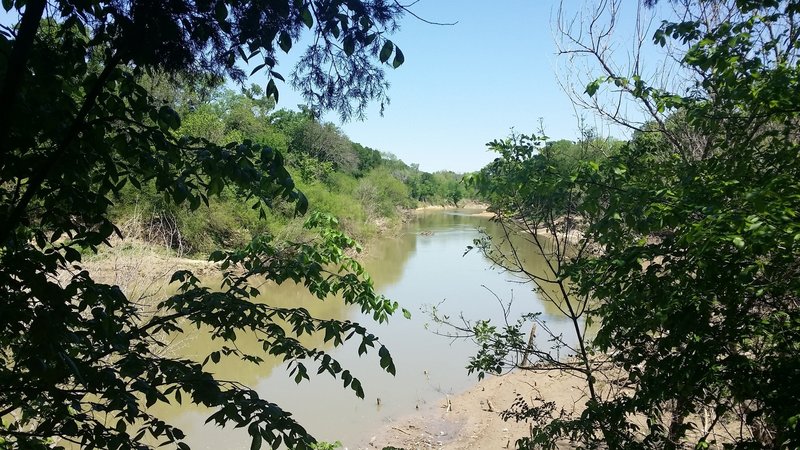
[[354, 369, 589, 450]]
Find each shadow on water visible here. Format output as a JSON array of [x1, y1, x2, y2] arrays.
[[155, 209, 582, 448]]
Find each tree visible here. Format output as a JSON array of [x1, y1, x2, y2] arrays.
[[355, 166, 413, 220], [470, 1, 800, 448], [0, 1, 410, 448], [352, 142, 383, 176], [570, 2, 800, 446], [463, 131, 614, 448], [447, 178, 465, 207], [412, 172, 436, 202], [289, 120, 359, 174]]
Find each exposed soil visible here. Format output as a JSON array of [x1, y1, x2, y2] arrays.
[[466, 210, 496, 218], [357, 364, 743, 450], [413, 202, 490, 212], [355, 369, 589, 450]]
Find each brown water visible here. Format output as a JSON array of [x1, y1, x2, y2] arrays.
[[154, 209, 578, 448]]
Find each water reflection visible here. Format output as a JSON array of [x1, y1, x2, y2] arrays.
[[156, 209, 582, 448]]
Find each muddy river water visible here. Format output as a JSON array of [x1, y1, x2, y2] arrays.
[[153, 209, 576, 448]]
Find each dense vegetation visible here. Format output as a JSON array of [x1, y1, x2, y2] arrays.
[[465, 1, 800, 449], [111, 83, 474, 255], [0, 1, 469, 449], [3, 0, 798, 449]]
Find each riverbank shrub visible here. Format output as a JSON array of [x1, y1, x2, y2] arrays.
[[105, 85, 484, 256], [0, 2, 417, 449], [469, 1, 800, 448]]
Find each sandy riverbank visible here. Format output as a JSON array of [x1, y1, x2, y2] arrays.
[[356, 369, 589, 450], [410, 203, 496, 220], [413, 202, 491, 212]]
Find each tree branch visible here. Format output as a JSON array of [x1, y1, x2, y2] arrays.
[[0, 0, 47, 161]]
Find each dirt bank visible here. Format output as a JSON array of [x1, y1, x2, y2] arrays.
[[413, 201, 490, 212], [358, 363, 741, 450], [356, 369, 588, 450]]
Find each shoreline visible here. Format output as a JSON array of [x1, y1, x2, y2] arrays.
[[355, 368, 589, 450], [85, 202, 493, 269], [78, 208, 598, 450], [412, 201, 490, 212]]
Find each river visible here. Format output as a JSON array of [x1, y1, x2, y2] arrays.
[[153, 209, 577, 448]]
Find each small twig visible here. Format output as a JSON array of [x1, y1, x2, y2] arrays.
[[391, 426, 412, 436], [393, 0, 458, 26]]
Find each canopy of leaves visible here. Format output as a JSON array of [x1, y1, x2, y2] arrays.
[[472, 1, 800, 448], [0, 1, 410, 448]]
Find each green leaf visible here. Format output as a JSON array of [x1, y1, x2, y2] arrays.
[[215, 1, 228, 22], [62, 420, 78, 436], [392, 46, 405, 68], [278, 31, 292, 53], [378, 345, 396, 376], [300, 7, 313, 29], [295, 191, 308, 215], [351, 378, 364, 398], [250, 432, 262, 450], [250, 63, 267, 76], [64, 246, 82, 263], [379, 40, 394, 63], [266, 79, 279, 103], [158, 105, 181, 130], [169, 270, 191, 284], [343, 36, 355, 56], [238, 46, 249, 62], [585, 77, 604, 97]]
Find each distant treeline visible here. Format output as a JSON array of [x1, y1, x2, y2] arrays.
[[111, 79, 476, 254]]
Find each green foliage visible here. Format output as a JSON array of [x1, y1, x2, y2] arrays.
[[178, 103, 228, 143], [472, 132, 590, 220], [576, 3, 800, 446], [474, 1, 800, 448], [352, 142, 384, 176], [465, 132, 599, 435], [109, 85, 481, 250], [294, 178, 369, 240], [465, 317, 528, 381], [109, 80, 484, 253], [357, 167, 415, 219], [310, 442, 342, 450], [406, 169, 472, 206], [289, 120, 360, 174], [0, 0, 411, 448], [291, 151, 336, 183]]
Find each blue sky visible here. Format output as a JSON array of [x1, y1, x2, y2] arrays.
[[281, 1, 583, 172], [2, 1, 664, 173], [266, 0, 663, 172]]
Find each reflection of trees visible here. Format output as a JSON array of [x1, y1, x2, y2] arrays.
[[367, 210, 576, 320], [162, 280, 352, 385], [152, 217, 426, 421], [365, 210, 489, 291], [406, 209, 472, 231], [91, 272, 356, 425], [479, 220, 578, 320], [363, 233, 418, 290], [125, 212, 504, 433]]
